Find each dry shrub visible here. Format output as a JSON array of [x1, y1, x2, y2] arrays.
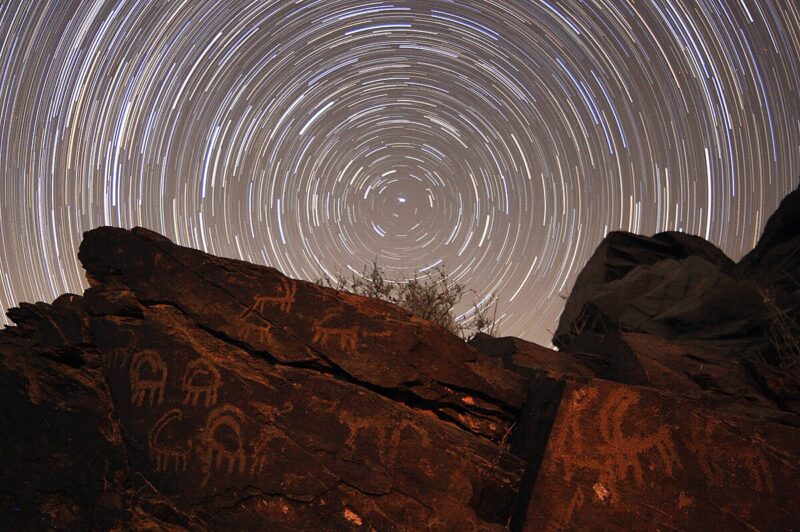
[[317, 260, 498, 339]]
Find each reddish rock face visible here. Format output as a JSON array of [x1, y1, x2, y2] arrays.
[[1, 223, 799, 530], [520, 376, 800, 531], [2, 227, 528, 530]]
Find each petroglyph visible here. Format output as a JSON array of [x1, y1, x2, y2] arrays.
[[182, 359, 221, 407], [597, 388, 680, 485], [341, 413, 432, 472], [105, 347, 130, 368], [312, 311, 358, 351], [129, 350, 168, 407], [362, 329, 393, 338], [312, 310, 391, 351], [250, 425, 285, 475], [241, 277, 297, 318], [149, 408, 192, 472], [554, 387, 680, 489], [553, 489, 585, 530], [102, 327, 135, 368], [198, 404, 247, 486], [241, 320, 274, 348], [688, 416, 774, 492]]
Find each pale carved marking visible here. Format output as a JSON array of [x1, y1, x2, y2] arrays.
[[312, 311, 358, 351], [241, 320, 274, 348], [688, 416, 774, 492], [148, 408, 192, 472], [551, 489, 585, 531], [248, 401, 287, 475], [363, 329, 393, 338], [106, 347, 130, 368], [182, 359, 221, 407], [250, 425, 284, 475], [312, 310, 390, 351], [103, 327, 135, 368], [240, 277, 297, 319], [596, 388, 680, 485], [129, 350, 168, 407], [554, 387, 681, 491], [342, 414, 432, 473], [198, 404, 247, 487]]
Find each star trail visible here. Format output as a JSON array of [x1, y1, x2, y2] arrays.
[[1, 0, 799, 345]]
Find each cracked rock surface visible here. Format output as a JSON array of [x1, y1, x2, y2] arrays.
[[1, 226, 527, 530], [1, 223, 799, 530]]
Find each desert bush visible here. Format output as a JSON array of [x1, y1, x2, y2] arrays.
[[757, 283, 800, 368], [317, 260, 498, 339]]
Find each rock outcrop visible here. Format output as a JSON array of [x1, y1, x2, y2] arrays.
[[2, 196, 799, 530], [1, 227, 527, 530], [554, 183, 800, 366]]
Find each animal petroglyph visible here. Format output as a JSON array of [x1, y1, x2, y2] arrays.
[[597, 389, 680, 485], [312, 310, 390, 351], [312, 310, 358, 351], [313, 325, 358, 351], [240, 277, 297, 318], [130, 350, 168, 407], [198, 404, 248, 486], [240, 319, 274, 349], [342, 413, 432, 473], [554, 387, 681, 489], [149, 408, 192, 472], [688, 416, 774, 492], [182, 359, 221, 407]]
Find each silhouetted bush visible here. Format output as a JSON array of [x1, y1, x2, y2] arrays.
[[317, 260, 498, 339]]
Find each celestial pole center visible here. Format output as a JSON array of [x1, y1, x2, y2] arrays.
[[0, 0, 798, 345]]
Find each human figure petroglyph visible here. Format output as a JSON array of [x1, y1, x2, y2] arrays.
[[198, 404, 248, 487], [240, 277, 297, 319], [130, 349, 168, 407], [182, 359, 221, 407], [149, 408, 192, 472]]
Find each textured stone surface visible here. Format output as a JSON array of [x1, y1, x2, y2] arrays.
[[2, 221, 799, 530], [1, 227, 527, 530], [520, 375, 800, 531]]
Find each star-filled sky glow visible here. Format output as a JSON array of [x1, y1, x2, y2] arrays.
[[1, 0, 799, 345]]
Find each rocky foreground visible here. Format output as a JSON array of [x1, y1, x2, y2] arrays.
[[1, 188, 799, 530]]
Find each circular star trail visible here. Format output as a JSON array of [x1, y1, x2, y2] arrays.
[[1, 0, 799, 345]]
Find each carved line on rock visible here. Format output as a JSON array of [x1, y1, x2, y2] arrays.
[[130, 349, 168, 407]]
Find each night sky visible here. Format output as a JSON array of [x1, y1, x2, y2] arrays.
[[1, 1, 798, 345]]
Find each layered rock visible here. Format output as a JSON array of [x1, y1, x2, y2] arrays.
[[519, 375, 800, 531], [1, 227, 527, 530], [2, 212, 799, 530]]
